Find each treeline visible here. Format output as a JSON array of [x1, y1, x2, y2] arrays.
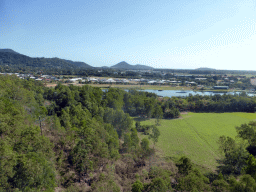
[[168, 93, 256, 113], [103, 88, 180, 119]]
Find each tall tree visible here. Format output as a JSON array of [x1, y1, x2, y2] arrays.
[[149, 125, 160, 147]]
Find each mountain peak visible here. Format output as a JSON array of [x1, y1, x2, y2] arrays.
[[0, 49, 20, 54], [111, 61, 153, 70]]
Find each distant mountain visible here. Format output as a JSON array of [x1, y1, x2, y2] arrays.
[[133, 64, 154, 70], [0, 49, 20, 54], [196, 67, 216, 71], [111, 61, 153, 70], [62, 59, 92, 68], [0, 49, 93, 71]]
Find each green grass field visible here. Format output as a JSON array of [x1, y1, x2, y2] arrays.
[[141, 112, 256, 171]]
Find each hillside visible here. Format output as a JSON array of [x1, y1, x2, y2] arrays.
[[0, 49, 20, 54], [62, 59, 92, 68], [111, 61, 154, 70], [0, 49, 93, 72], [0, 75, 178, 191]]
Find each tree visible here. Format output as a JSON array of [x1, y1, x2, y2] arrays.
[[153, 105, 163, 125], [131, 180, 144, 192], [130, 128, 139, 150], [218, 136, 236, 154], [103, 108, 133, 138], [141, 138, 150, 156], [145, 177, 169, 192], [177, 169, 210, 192], [122, 133, 132, 153], [236, 121, 256, 146], [212, 173, 229, 192], [229, 174, 256, 192], [135, 121, 141, 131], [218, 136, 249, 175], [149, 125, 160, 146], [244, 154, 256, 179], [104, 124, 119, 159], [177, 156, 193, 176], [12, 152, 56, 191], [70, 139, 93, 177]]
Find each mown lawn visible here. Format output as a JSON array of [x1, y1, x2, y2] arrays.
[[140, 112, 256, 171]]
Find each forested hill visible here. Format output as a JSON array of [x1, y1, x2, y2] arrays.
[[0, 49, 20, 54], [62, 59, 92, 68], [0, 75, 179, 191], [0, 49, 93, 72]]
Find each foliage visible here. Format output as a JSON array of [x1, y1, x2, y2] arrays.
[[244, 155, 256, 179], [218, 136, 249, 175], [140, 138, 150, 156], [236, 121, 256, 146], [229, 174, 256, 192], [176, 156, 193, 175], [12, 152, 56, 191], [131, 180, 144, 192], [91, 173, 120, 192], [145, 166, 173, 192], [144, 177, 170, 192], [177, 169, 210, 191], [173, 93, 256, 113], [149, 125, 160, 145], [0, 76, 56, 191]]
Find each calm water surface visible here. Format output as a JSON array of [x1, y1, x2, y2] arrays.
[[103, 88, 255, 97], [140, 90, 256, 97]]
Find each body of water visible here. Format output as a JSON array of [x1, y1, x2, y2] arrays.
[[140, 89, 256, 97], [102, 88, 256, 97]]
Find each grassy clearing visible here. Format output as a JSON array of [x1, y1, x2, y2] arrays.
[[140, 112, 256, 171]]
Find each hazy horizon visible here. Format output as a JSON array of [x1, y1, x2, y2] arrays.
[[1, 0, 255, 70]]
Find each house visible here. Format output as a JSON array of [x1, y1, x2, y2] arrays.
[[148, 80, 157, 84], [87, 77, 98, 82], [106, 78, 116, 83], [70, 78, 82, 82]]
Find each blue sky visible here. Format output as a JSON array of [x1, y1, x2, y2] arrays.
[[1, 0, 255, 70]]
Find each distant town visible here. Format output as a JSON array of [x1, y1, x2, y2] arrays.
[[1, 71, 255, 92]]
